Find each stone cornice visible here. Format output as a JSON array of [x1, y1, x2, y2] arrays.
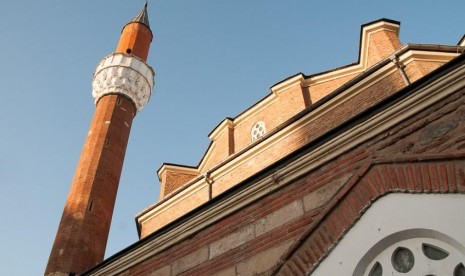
[[401, 49, 459, 64], [459, 35, 465, 47], [92, 53, 155, 112], [270, 74, 305, 95]]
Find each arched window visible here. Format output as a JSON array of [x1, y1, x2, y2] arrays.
[[360, 233, 465, 276], [311, 194, 465, 276]]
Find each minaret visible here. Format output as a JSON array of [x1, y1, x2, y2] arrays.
[[45, 3, 154, 276]]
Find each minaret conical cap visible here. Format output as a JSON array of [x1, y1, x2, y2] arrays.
[[131, 2, 150, 28]]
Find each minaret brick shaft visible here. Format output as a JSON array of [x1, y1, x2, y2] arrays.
[[45, 4, 154, 276]]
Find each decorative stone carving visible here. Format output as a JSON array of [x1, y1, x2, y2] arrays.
[[92, 53, 155, 112]]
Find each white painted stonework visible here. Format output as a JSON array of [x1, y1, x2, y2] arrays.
[[360, 237, 464, 275], [251, 121, 266, 142], [92, 53, 155, 111], [312, 194, 465, 276]]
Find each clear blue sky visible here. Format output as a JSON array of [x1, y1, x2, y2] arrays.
[[0, 1, 464, 275]]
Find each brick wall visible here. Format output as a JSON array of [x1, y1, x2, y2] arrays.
[[202, 125, 235, 173], [366, 29, 402, 67], [160, 171, 198, 197], [210, 69, 407, 197], [157, 21, 454, 201], [144, 52, 457, 236], [114, 76, 465, 275], [275, 84, 465, 275], [308, 73, 357, 103], [46, 95, 136, 275]]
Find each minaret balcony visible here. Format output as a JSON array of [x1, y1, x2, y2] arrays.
[[92, 53, 155, 112]]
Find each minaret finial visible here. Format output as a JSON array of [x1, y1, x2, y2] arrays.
[[131, 1, 150, 28]]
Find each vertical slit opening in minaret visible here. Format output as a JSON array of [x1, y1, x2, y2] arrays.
[[88, 201, 93, 212], [126, 48, 132, 54]]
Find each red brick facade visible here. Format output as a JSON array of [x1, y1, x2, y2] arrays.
[[131, 88, 465, 275], [274, 87, 465, 274], [156, 20, 451, 203], [47, 13, 465, 275], [83, 38, 465, 276]]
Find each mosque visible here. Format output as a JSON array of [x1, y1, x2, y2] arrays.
[[46, 3, 465, 276]]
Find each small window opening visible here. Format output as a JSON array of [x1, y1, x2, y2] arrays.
[[251, 121, 266, 142], [368, 262, 382, 276], [455, 263, 465, 276], [391, 247, 414, 273], [422, 243, 449, 260], [126, 48, 132, 54], [88, 201, 93, 212]]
